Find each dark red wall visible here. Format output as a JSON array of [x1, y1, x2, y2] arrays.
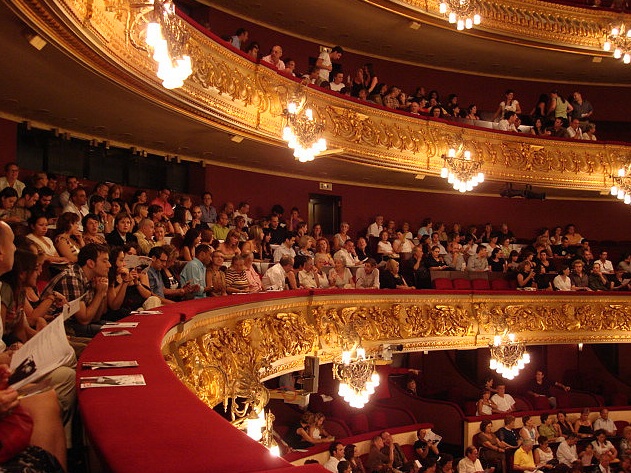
[[0, 119, 17, 163], [188, 5, 631, 128], [205, 163, 631, 242]]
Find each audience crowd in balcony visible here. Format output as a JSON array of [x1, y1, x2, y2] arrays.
[[219, 26, 600, 140]]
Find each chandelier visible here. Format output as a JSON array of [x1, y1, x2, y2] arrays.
[[245, 409, 280, 457], [489, 333, 530, 380], [603, 23, 631, 64], [439, 0, 482, 30], [144, 1, 192, 89], [609, 163, 631, 204], [282, 102, 327, 162], [333, 346, 380, 409], [440, 147, 485, 193]]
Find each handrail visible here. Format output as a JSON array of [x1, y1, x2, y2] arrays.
[[78, 289, 631, 472]]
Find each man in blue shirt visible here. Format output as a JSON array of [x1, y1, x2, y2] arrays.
[[180, 244, 213, 298]]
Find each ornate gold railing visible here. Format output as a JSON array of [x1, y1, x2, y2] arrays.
[[366, 0, 620, 52], [6, 0, 631, 191], [163, 291, 631, 413]]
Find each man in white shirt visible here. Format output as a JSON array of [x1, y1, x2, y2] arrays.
[[458, 446, 491, 473], [315, 46, 343, 85], [324, 441, 345, 472], [329, 72, 345, 92], [491, 384, 515, 413], [593, 408, 616, 436], [229, 28, 248, 50], [334, 240, 361, 267], [557, 434, 578, 467], [498, 111, 518, 132], [273, 232, 296, 263], [0, 162, 25, 197], [367, 215, 384, 239], [63, 187, 89, 230], [261, 45, 285, 70], [356, 259, 380, 289], [262, 256, 296, 291], [597, 251, 615, 274], [567, 118, 584, 139]]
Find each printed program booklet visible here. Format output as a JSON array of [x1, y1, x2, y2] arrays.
[[80, 374, 146, 389]]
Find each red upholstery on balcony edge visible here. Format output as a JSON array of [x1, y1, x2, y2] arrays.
[[491, 279, 511, 290], [472, 279, 491, 290], [453, 278, 472, 290], [433, 278, 453, 290]]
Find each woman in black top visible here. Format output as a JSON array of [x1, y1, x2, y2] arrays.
[[488, 248, 506, 272]]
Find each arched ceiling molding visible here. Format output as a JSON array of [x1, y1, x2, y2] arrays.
[[5, 0, 631, 192]]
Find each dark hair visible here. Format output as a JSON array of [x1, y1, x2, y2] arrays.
[[21, 186, 39, 199], [344, 444, 356, 460], [331, 46, 344, 54], [337, 461, 349, 473], [108, 246, 125, 284], [78, 243, 109, 267], [196, 244, 211, 255], [132, 189, 147, 203], [540, 413, 549, 423], [149, 246, 168, 259], [480, 420, 492, 432], [183, 228, 202, 249], [82, 213, 100, 229], [329, 441, 343, 455], [56, 212, 80, 234], [38, 186, 54, 198], [235, 28, 247, 36], [0, 187, 18, 202], [148, 204, 164, 218], [173, 206, 188, 225]]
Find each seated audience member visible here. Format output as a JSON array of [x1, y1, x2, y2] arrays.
[[355, 236, 371, 261], [211, 212, 230, 241], [62, 187, 89, 227], [205, 250, 227, 297], [180, 244, 213, 299], [329, 72, 345, 92], [393, 231, 414, 259], [266, 214, 287, 245], [617, 253, 631, 274], [582, 123, 597, 141], [26, 215, 68, 265], [458, 446, 489, 473], [242, 225, 265, 260], [366, 435, 393, 473], [490, 383, 515, 413], [367, 215, 385, 239], [444, 241, 465, 271], [315, 238, 334, 266], [588, 262, 609, 291], [498, 111, 518, 132], [42, 243, 110, 337], [0, 187, 20, 223], [344, 444, 366, 473], [0, 364, 68, 471], [105, 246, 162, 321], [54, 212, 84, 264], [325, 441, 347, 473], [425, 246, 448, 271], [82, 213, 107, 245], [133, 218, 156, 256], [476, 389, 497, 416], [381, 431, 417, 473], [536, 436, 556, 471], [415, 428, 440, 464], [261, 45, 285, 70], [556, 411, 576, 439], [338, 461, 351, 473], [189, 205, 208, 231], [496, 416, 520, 447], [140, 246, 189, 302], [570, 260, 590, 290], [520, 416, 538, 444], [380, 259, 413, 290], [356, 258, 380, 289], [580, 444, 597, 468], [565, 224, 583, 246], [150, 187, 174, 219], [538, 413, 558, 441], [148, 204, 174, 235], [467, 245, 489, 272], [575, 408, 594, 439], [557, 434, 579, 467], [596, 251, 614, 274], [88, 195, 112, 234], [329, 257, 354, 289], [528, 369, 569, 409], [478, 420, 509, 473], [30, 186, 56, 224], [513, 439, 538, 472], [592, 409, 616, 437], [218, 229, 242, 261], [243, 253, 263, 293], [592, 430, 618, 460], [333, 222, 351, 252], [106, 212, 138, 248], [335, 239, 362, 267], [567, 118, 583, 139], [225, 255, 251, 294], [131, 203, 148, 233], [516, 261, 537, 289], [313, 254, 331, 289], [548, 117, 570, 138], [273, 232, 297, 263], [262, 256, 296, 291], [402, 246, 430, 289], [620, 426, 631, 460]]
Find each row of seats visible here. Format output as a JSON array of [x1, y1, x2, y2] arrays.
[[433, 277, 516, 290]]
